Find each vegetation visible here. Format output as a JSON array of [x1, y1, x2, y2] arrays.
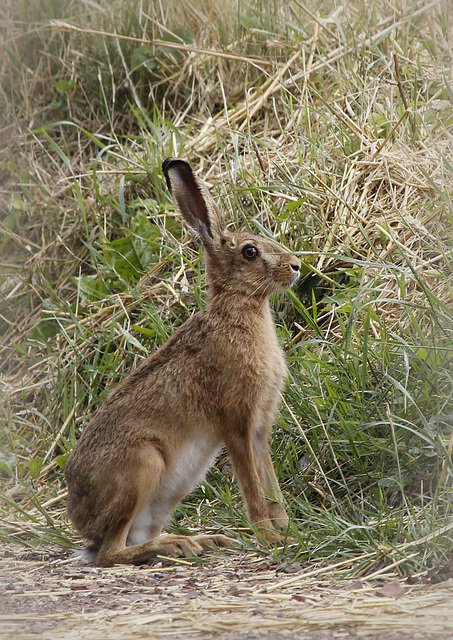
[[1, 0, 452, 579]]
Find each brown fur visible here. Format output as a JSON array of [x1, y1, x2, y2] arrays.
[[65, 158, 301, 566]]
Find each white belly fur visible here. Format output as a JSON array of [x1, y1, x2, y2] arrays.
[[127, 429, 222, 545]]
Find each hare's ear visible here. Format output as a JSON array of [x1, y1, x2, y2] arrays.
[[162, 158, 225, 248]]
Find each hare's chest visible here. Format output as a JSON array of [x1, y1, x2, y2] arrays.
[[258, 316, 287, 381], [260, 339, 287, 398], [237, 329, 286, 401]]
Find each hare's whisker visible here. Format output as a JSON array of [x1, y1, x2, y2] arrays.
[[247, 273, 273, 299]]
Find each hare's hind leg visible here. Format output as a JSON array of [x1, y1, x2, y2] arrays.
[[96, 435, 236, 566], [97, 530, 233, 567], [94, 442, 167, 566]]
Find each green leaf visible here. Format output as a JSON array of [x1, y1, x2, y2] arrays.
[[130, 210, 161, 269], [414, 347, 444, 368], [0, 451, 17, 476], [233, 10, 262, 30], [28, 318, 60, 342], [431, 99, 451, 111], [155, 31, 195, 64], [102, 236, 142, 282], [28, 457, 44, 479], [53, 80, 76, 93], [285, 198, 308, 214], [130, 46, 159, 72], [131, 324, 156, 338], [171, 28, 195, 44], [156, 45, 183, 62], [2, 208, 22, 231], [74, 274, 111, 302], [116, 324, 148, 353], [55, 455, 68, 470], [11, 194, 28, 212], [128, 198, 159, 211]]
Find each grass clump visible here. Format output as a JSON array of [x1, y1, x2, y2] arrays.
[[1, 0, 452, 579]]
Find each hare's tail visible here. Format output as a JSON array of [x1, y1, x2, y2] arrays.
[[70, 543, 99, 565]]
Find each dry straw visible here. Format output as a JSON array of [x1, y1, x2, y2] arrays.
[[0, 1, 452, 623], [0, 548, 452, 639]]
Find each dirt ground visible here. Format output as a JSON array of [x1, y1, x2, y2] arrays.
[[0, 546, 452, 640]]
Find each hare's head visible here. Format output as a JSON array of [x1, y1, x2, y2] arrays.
[[162, 158, 300, 299]]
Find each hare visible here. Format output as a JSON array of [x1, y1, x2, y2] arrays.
[[65, 158, 301, 567]]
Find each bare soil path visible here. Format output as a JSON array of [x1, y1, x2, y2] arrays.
[[0, 546, 451, 640]]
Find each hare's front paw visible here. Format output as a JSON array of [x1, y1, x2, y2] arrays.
[[268, 502, 289, 531]]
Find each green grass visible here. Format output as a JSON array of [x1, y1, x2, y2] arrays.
[[1, 0, 452, 578]]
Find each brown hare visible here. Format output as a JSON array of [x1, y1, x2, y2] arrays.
[[65, 158, 301, 566]]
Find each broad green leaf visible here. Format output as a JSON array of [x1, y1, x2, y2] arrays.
[[116, 324, 148, 353], [129, 210, 161, 269], [28, 457, 44, 479], [53, 80, 76, 92], [55, 455, 68, 470], [172, 28, 195, 44], [232, 10, 262, 30], [28, 318, 60, 342], [131, 46, 159, 71], [131, 324, 157, 338], [0, 451, 17, 476], [102, 236, 142, 282], [74, 274, 111, 302]]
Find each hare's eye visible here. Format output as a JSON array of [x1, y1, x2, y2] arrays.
[[242, 245, 259, 261]]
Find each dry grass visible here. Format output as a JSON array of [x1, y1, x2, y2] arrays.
[[1, 546, 452, 639], [0, 0, 452, 586]]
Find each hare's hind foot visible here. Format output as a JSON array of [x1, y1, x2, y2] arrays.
[[145, 532, 239, 557], [190, 533, 240, 551], [96, 533, 238, 567]]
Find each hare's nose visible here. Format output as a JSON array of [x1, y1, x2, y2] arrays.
[[290, 262, 301, 272]]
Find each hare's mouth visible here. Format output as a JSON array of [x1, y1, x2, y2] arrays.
[[285, 268, 301, 288], [272, 274, 299, 294]]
